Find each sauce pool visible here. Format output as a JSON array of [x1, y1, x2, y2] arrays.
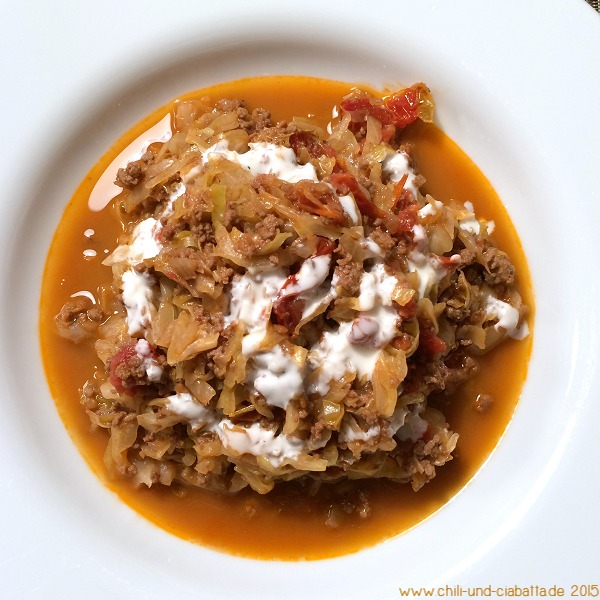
[[39, 75, 533, 560]]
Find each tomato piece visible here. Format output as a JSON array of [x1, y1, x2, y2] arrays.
[[417, 319, 447, 358], [437, 255, 462, 271], [108, 342, 139, 394], [341, 84, 433, 129], [396, 298, 417, 320], [315, 237, 336, 256], [289, 131, 336, 159], [272, 295, 305, 336], [340, 97, 394, 125], [272, 237, 335, 335], [328, 172, 386, 220], [383, 205, 418, 235]]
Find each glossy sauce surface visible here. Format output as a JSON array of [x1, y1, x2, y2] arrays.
[[40, 76, 533, 560]]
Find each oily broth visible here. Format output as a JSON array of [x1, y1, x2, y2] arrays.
[[40, 76, 533, 560]]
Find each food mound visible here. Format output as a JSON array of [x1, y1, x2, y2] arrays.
[[55, 83, 528, 496]]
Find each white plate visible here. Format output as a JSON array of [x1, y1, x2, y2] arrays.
[[1, 1, 599, 598]]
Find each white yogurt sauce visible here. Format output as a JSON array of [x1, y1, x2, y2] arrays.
[[358, 262, 398, 311], [395, 410, 429, 442], [339, 420, 380, 443], [406, 250, 449, 299], [105, 182, 186, 266], [70, 290, 96, 304], [359, 236, 384, 258], [203, 141, 318, 183], [217, 420, 303, 467], [278, 254, 331, 298], [165, 393, 304, 466], [339, 405, 416, 444], [382, 150, 418, 197], [485, 296, 529, 340], [458, 201, 481, 234], [105, 218, 162, 266], [308, 260, 400, 395], [300, 278, 338, 321], [339, 194, 360, 224], [309, 302, 399, 396], [251, 344, 303, 410], [418, 199, 443, 219], [165, 392, 220, 429], [225, 267, 288, 355], [121, 270, 154, 335], [459, 201, 496, 236], [135, 339, 163, 382]]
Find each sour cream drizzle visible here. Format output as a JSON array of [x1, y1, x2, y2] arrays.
[[203, 141, 319, 183], [135, 339, 163, 382], [485, 296, 529, 340], [165, 392, 302, 467], [217, 420, 303, 467], [309, 262, 399, 395], [225, 268, 288, 355], [339, 194, 360, 225], [121, 270, 154, 335], [382, 150, 419, 197], [251, 345, 303, 410]]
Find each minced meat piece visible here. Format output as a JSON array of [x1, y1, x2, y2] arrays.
[[115, 161, 144, 189], [334, 250, 362, 295], [238, 214, 286, 256], [483, 247, 515, 286], [55, 298, 103, 343], [369, 227, 396, 252]]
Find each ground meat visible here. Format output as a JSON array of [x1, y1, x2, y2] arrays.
[[413, 432, 453, 468], [369, 226, 396, 252], [160, 195, 214, 242], [439, 276, 473, 322], [324, 487, 372, 528], [249, 121, 296, 145], [150, 183, 170, 206], [250, 107, 272, 131], [344, 386, 373, 410], [442, 354, 480, 393], [110, 342, 166, 390], [482, 247, 515, 287], [237, 214, 286, 256], [190, 305, 224, 335], [222, 207, 241, 229], [194, 221, 217, 244], [212, 265, 233, 285], [115, 161, 144, 189], [334, 250, 363, 296], [216, 98, 243, 113], [412, 353, 480, 395], [80, 380, 99, 410], [370, 218, 412, 256], [153, 246, 214, 285], [215, 98, 252, 129], [459, 247, 476, 266], [55, 298, 104, 343]]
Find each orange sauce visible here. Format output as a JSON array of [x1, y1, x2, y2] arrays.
[[39, 76, 534, 560]]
